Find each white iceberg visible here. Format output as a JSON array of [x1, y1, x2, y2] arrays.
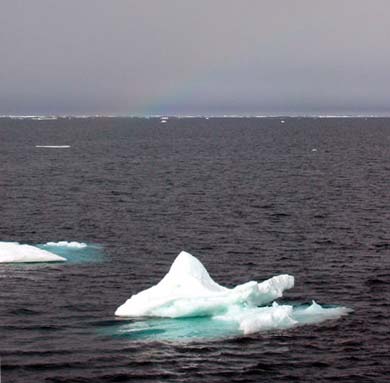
[[44, 241, 87, 249], [115, 251, 293, 317], [115, 251, 351, 335], [0, 242, 66, 263]]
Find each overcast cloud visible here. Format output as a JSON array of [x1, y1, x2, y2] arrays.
[[1, 0, 389, 115]]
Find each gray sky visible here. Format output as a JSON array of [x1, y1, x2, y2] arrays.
[[1, 0, 390, 115]]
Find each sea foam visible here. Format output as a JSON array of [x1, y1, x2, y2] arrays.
[[115, 251, 351, 336]]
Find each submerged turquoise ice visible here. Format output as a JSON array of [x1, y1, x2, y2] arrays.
[[105, 316, 240, 341], [113, 252, 351, 340], [107, 301, 350, 342], [37, 241, 104, 264]]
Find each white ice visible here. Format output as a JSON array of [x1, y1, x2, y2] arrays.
[[115, 251, 293, 317], [35, 145, 70, 148], [216, 300, 351, 334], [115, 251, 351, 335], [44, 241, 87, 249], [0, 242, 66, 263]]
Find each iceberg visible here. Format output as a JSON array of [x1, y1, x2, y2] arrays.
[[115, 251, 351, 336], [0, 242, 66, 263], [115, 251, 293, 317]]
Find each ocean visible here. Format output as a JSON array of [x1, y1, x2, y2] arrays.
[[0, 117, 389, 382]]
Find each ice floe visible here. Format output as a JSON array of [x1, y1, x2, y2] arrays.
[[0, 241, 103, 264], [115, 251, 351, 336], [0, 242, 66, 263], [43, 241, 87, 249], [115, 251, 294, 318]]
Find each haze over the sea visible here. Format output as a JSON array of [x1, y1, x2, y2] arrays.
[[1, 0, 390, 116]]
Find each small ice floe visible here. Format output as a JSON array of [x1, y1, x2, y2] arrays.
[[115, 252, 351, 337], [35, 145, 71, 148], [281, 120, 285, 124], [31, 116, 58, 121], [312, 148, 318, 152], [160, 117, 168, 124], [0, 242, 66, 263], [44, 241, 87, 249]]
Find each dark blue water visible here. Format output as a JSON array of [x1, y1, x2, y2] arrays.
[[0, 117, 389, 382]]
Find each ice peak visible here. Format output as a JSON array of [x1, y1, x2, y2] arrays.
[[159, 251, 225, 293], [168, 251, 209, 279]]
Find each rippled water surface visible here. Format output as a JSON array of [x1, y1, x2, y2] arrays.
[[0, 117, 389, 382]]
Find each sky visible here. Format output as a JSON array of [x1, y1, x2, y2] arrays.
[[1, 0, 390, 116]]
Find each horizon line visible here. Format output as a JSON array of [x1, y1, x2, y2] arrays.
[[1, 113, 390, 119]]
